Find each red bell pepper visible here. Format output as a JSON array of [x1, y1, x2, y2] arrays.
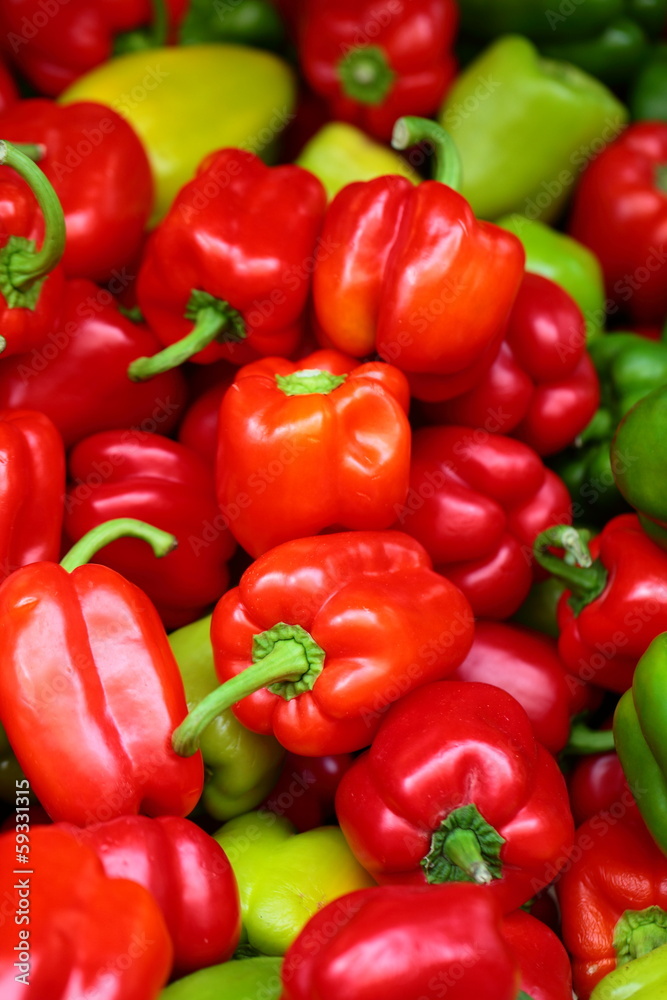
[[569, 122, 667, 325], [0, 519, 204, 826], [172, 531, 474, 757], [312, 117, 525, 403], [396, 425, 572, 619], [0, 100, 154, 283], [0, 59, 17, 117], [534, 514, 667, 693], [299, 0, 458, 141], [262, 752, 354, 832], [217, 349, 410, 557], [423, 273, 601, 456], [335, 681, 575, 912], [57, 815, 241, 976], [280, 882, 520, 1000], [568, 748, 638, 826], [64, 430, 235, 629], [178, 374, 233, 467], [0, 409, 64, 583], [0, 278, 187, 447], [502, 909, 573, 1000], [558, 812, 667, 999], [0, 0, 187, 96], [451, 621, 575, 754], [0, 825, 173, 1000], [0, 139, 66, 358], [128, 148, 326, 381]]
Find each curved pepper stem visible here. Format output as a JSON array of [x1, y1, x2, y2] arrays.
[[0, 140, 66, 307], [533, 525, 608, 616], [114, 0, 169, 54], [172, 623, 325, 757], [565, 722, 615, 756], [60, 518, 177, 572], [128, 289, 246, 382], [391, 116, 462, 191]]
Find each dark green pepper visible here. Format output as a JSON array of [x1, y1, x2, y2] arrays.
[[540, 18, 649, 89], [551, 333, 667, 524], [457, 0, 666, 42], [179, 0, 286, 51], [159, 956, 283, 999], [611, 383, 667, 548], [0, 722, 27, 803], [631, 44, 667, 121], [169, 616, 285, 821]]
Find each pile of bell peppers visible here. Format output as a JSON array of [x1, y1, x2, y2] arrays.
[[3, 4, 667, 999]]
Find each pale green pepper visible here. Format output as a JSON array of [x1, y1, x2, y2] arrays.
[[160, 956, 283, 999], [169, 617, 284, 821], [591, 941, 667, 997], [214, 811, 375, 956], [60, 45, 297, 223]]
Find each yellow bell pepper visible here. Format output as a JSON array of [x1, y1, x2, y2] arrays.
[[60, 45, 296, 223]]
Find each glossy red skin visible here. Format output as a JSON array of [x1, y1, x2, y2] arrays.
[[57, 815, 241, 976], [137, 148, 326, 368], [558, 814, 667, 998], [0, 59, 17, 116], [217, 350, 411, 557], [300, 0, 458, 141], [557, 514, 667, 693], [0, 278, 187, 447], [262, 752, 354, 832], [0, 0, 187, 96], [397, 426, 572, 619], [424, 273, 601, 455], [0, 100, 154, 282], [0, 561, 203, 825], [64, 431, 235, 629], [0, 170, 66, 356], [568, 750, 639, 827], [569, 123, 667, 325], [212, 531, 474, 755], [502, 909, 573, 1000], [451, 621, 573, 754], [0, 826, 172, 1000], [178, 378, 232, 467], [0, 409, 64, 582], [335, 681, 575, 912], [313, 176, 525, 402], [280, 883, 520, 1000]]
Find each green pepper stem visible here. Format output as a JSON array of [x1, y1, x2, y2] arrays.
[[338, 45, 395, 105], [60, 518, 177, 572], [391, 116, 462, 191], [173, 624, 325, 757], [0, 140, 65, 288], [565, 722, 615, 756], [533, 525, 608, 614], [442, 828, 492, 884], [276, 369, 347, 396], [127, 289, 246, 381], [11, 144, 44, 163]]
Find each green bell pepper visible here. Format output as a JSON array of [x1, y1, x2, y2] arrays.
[[631, 44, 667, 122], [169, 617, 284, 821], [296, 122, 421, 201], [179, 0, 286, 51], [497, 213, 606, 340], [439, 35, 628, 223], [457, 0, 667, 42], [611, 383, 667, 547], [591, 943, 667, 998], [512, 578, 567, 638], [214, 810, 375, 956], [552, 334, 667, 525], [540, 18, 649, 89], [160, 956, 283, 999], [60, 45, 296, 223], [614, 634, 667, 857]]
